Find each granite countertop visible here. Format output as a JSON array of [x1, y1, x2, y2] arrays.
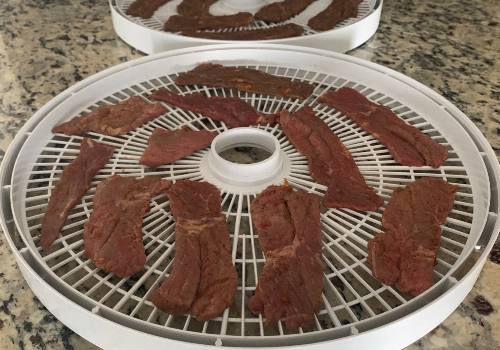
[[0, 0, 498, 349]]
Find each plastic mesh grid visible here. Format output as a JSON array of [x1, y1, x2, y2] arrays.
[[22, 65, 475, 341]]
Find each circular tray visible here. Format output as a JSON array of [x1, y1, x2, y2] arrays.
[[1, 44, 499, 350]]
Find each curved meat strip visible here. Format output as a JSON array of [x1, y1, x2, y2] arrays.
[[319, 87, 448, 168], [308, 0, 361, 31], [164, 12, 253, 32], [40, 138, 114, 251], [176, 63, 314, 100], [52, 96, 166, 136], [84, 175, 171, 278], [182, 23, 304, 40], [279, 106, 383, 211]]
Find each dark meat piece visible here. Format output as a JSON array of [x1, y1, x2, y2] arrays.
[[190, 215, 237, 320], [152, 181, 237, 320], [53, 97, 166, 136], [176, 63, 314, 100], [84, 175, 171, 278], [177, 0, 216, 16], [150, 219, 201, 314], [140, 127, 216, 167], [250, 187, 323, 329], [164, 12, 253, 32], [251, 186, 295, 253], [319, 87, 449, 168], [255, 0, 315, 22], [279, 107, 383, 211], [183, 23, 304, 40], [308, 0, 362, 31], [368, 178, 457, 296], [167, 180, 222, 219], [150, 88, 266, 128], [40, 138, 114, 251], [126, 0, 169, 18]]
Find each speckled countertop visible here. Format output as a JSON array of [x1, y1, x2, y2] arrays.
[[0, 0, 499, 349]]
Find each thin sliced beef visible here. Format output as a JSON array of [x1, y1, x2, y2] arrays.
[[251, 186, 295, 253], [53, 96, 166, 136], [150, 219, 200, 314], [84, 175, 171, 278], [190, 215, 237, 320], [183, 23, 304, 40], [167, 180, 222, 219], [177, 0, 216, 16], [255, 0, 314, 22], [175, 63, 314, 100], [250, 186, 323, 329], [126, 0, 169, 18], [164, 12, 253, 32], [279, 107, 383, 211], [140, 127, 216, 167], [319, 87, 448, 168], [40, 138, 114, 251], [152, 181, 237, 320], [368, 178, 457, 296], [150, 88, 267, 128], [308, 0, 362, 31]]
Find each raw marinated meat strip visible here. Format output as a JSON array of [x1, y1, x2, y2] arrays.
[[152, 181, 237, 320], [150, 217, 201, 314], [175, 63, 314, 100], [279, 107, 383, 211], [319, 87, 449, 168], [150, 88, 266, 128], [368, 178, 457, 296], [84, 175, 171, 278], [183, 23, 304, 40], [251, 186, 295, 253], [164, 12, 253, 32], [140, 127, 216, 167], [126, 0, 170, 18], [53, 96, 166, 137], [40, 138, 114, 251], [255, 0, 315, 22], [250, 186, 323, 329], [190, 214, 237, 321], [308, 0, 362, 31]]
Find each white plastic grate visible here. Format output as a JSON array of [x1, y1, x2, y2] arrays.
[[8, 47, 491, 347], [115, 0, 377, 38]]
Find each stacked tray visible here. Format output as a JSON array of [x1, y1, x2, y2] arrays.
[[110, 0, 383, 53]]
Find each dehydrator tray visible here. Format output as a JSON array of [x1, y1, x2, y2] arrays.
[[0, 44, 498, 350], [110, 0, 383, 53]]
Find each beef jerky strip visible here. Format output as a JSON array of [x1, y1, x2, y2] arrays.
[[176, 63, 314, 100], [164, 12, 253, 32], [53, 96, 166, 137], [177, 0, 216, 16], [255, 0, 315, 22], [150, 88, 273, 128], [279, 106, 383, 211], [319, 87, 448, 168], [152, 181, 237, 320], [249, 187, 323, 329], [126, 0, 170, 19], [368, 178, 457, 296], [40, 138, 114, 251], [308, 0, 362, 31], [140, 127, 216, 167], [183, 23, 304, 40], [84, 175, 171, 278]]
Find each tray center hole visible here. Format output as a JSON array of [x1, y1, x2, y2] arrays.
[[218, 145, 272, 164]]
